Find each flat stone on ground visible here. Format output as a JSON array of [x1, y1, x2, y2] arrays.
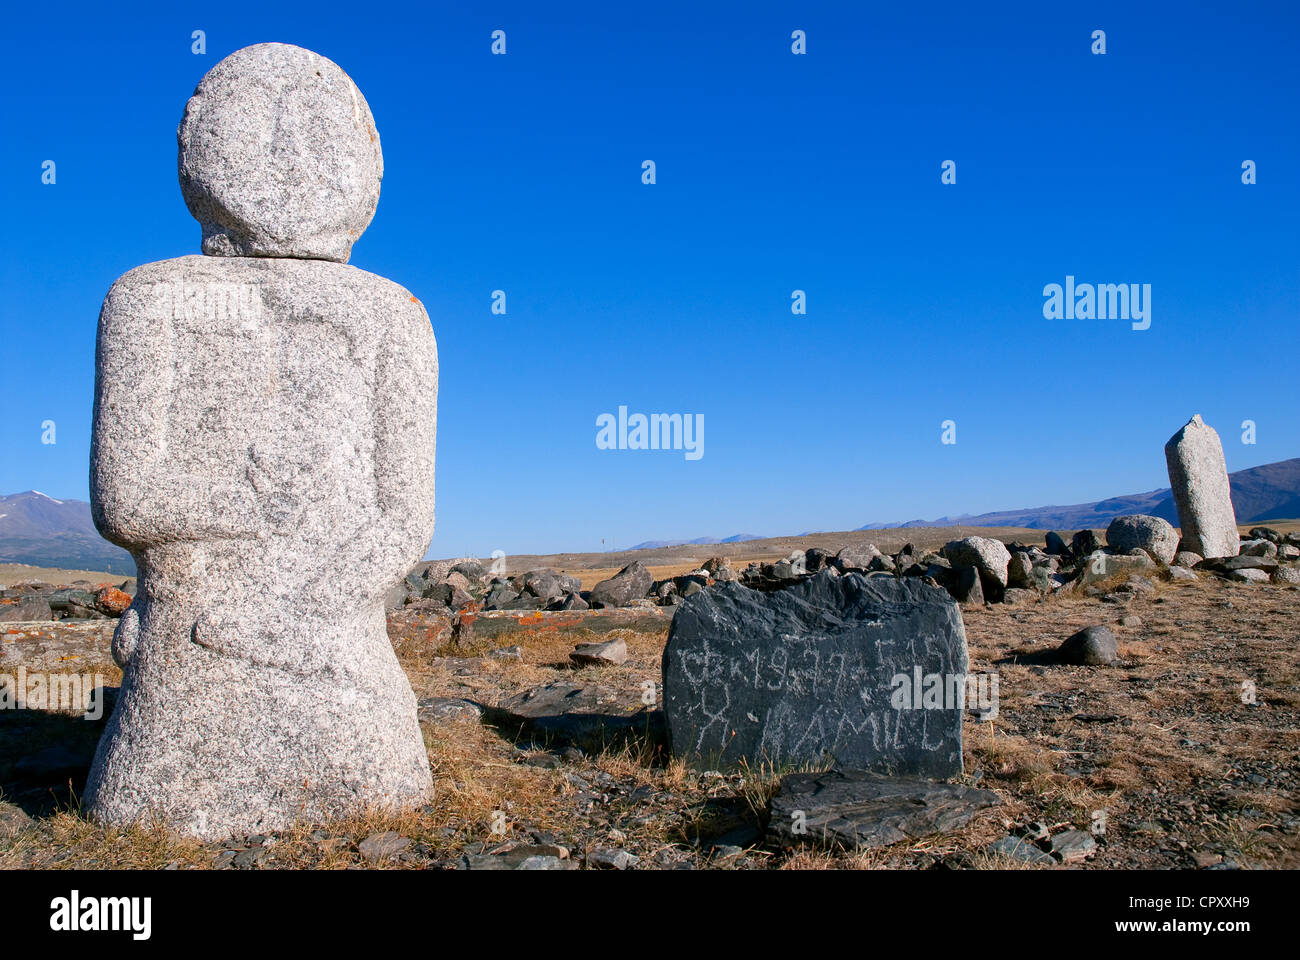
[[768, 769, 1000, 850]]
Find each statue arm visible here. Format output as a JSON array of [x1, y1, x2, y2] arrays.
[[345, 298, 439, 596], [89, 276, 259, 548]]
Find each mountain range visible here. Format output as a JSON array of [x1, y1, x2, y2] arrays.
[[2, 456, 1296, 571], [851, 457, 1300, 532], [0, 491, 135, 574]]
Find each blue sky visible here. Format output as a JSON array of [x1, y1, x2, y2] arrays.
[[2, 1, 1297, 557]]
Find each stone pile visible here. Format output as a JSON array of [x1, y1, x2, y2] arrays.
[[0, 580, 134, 623]]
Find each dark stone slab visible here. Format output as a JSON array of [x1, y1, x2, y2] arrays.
[[1196, 555, 1278, 573], [481, 680, 665, 753], [662, 570, 969, 775], [767, 769, 1000, 849]]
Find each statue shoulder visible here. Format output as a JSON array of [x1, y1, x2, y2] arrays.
[[99, 256, 210, 330]]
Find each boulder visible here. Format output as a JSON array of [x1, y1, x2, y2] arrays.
[[833, 544, 881, 572], [950, 566, 984, 606], [1071, 529, 1102, 559], [1239, 539, 1278, 559], [1044, 531, 1070, 557], [1007, 551, 1034, 589], [1106, 515, 1178, 564], [1229, 569, 1270, 584], [522, 568, 566, 600], [588, 561, 654, 608], [943, 537, 1011, 598], [1058, 626, 1118, 666], [663, 571, 968, 776], [1164, 415, 1240, 558]]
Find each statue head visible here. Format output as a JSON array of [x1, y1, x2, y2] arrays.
[[178, 42, 383, 263]]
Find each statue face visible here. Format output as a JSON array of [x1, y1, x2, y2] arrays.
[[178, 42, 383, 263]]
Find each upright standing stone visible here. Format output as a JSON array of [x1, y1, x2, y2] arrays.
[[662, 571, 970, 777], [1164, 415, 1239, 559], [84, 43, 438, 839]]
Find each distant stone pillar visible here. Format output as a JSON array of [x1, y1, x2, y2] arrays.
[[84, 43, 437, 839], [1164, 415, 1239, 559]]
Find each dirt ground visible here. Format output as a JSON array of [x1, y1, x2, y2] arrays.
[[1, 529, 1297, 870]]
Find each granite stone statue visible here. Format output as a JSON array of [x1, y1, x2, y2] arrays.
[[84, 42, 438, 839]]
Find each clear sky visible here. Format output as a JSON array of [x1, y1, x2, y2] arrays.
[[2, 1, 1297, 558]]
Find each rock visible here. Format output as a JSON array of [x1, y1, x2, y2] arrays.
[[48, 589, 106, 619], [1272, 566, 1300, 585], [483, 680, 663, 753], [1106, 515, 1179, 564], [804, 548, 833, 573], [663, 571, 968, 776], [1279, 545, 1300, 561], [943, 537, 1011, 596], [1044, 531, 1070, 557], [951, 566, 984, 606], [93, 587, 133, 617], [1007, 551, 1034, 588], [867, 554, 896, 574], [1071, 529, 1102, 558], [1164, 415, 1240, 558], [358, 832, 409, 863], [768, 769, 1000, 850], [1050, 830, 1098, 863], [588, 561, 654, 608], [84, 43, 437, 840], [483, 582, 521, 610], [1116, 575, 1155, 596], [588, 848, 639, 870], [1173, 551, 1203, 568], [441, 571, 472, 594], [1248, 526, 1282, 544], [1077, 551, 1155, 587], [570, 639, 628, 667], [0, 597, 54, 622], [987, 835, 1054, 865], [488, 645, 523, 661], [1058, 626, 1118, 666], [1167, 566, 1198, 581], [558, 592, 590, 611], [833, 544, 880, 572], [417, 697, 483, 723], [1229, 568, 1270, 584], [450, 560, 488, 582], [1239, 539, 1278, 558], [1196, 555, 1278, 574], [1119, 615, 1142, 627], [522, 568, 566, 600]]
